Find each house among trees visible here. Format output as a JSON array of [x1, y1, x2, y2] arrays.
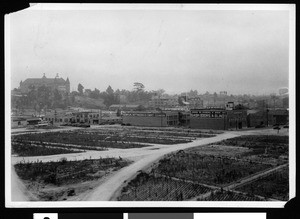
[[19, 74, 70, 94]]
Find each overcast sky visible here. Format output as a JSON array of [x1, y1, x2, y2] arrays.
[[8, 6, 290, 95]]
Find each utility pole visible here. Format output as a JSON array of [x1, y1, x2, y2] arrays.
[[266, 103, 269, 127], [160, 110, 163, 127], [54, 110, 57, 125]]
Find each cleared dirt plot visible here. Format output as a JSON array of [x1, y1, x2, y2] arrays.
[[198, 190, 264, 201], [235, 166, 289, 201], [212, 135, 289, 165], [118, 171, 212, 201], [14, 157, 132, 201], [154, 151, 272, 186], [12, 141, 83, 156]]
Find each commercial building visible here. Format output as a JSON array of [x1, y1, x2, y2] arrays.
[[26, 117, 43, 126], [247, 109, 272, 127], [44, 111, 74, 124], [187, 97, 204, 109], [178, 111, 190, 127], [122, 111, 179, 127], [247, 109, 289, 127], [190, 108, 247, 130], [269, 109, 289, 125], [149, 97, 179, 109], [11, 116, 29, 128], [109, 104, 140, 111], [44, 109, 121, 125]]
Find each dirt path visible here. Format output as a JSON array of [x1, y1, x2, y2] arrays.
[[224, 163, 289, 190], [83, 132, 239, 201], [11, 166, 38, 201]]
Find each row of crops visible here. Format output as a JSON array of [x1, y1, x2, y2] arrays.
[[12, 130, 189, 147], [217, 135, 289, 144], [12, 131, 150, 154], [79, 129, 197, 144], [87, 128, 217, 139], [213, 135, 289, 160], [12, 139, 109, 153], [11, 126, 219, 158], [96, 126, 222, 134], [235, 167, 289, 201], [117, 135, 289, 201], [198, 190, 264, 201], [154, 151, 272, 186], [12, 141, 84, 157], [118, 172, 212, 201]]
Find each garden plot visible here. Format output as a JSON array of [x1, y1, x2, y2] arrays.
[[20, 127, 220, 148], [83, 129, 192, 144], [14, 157, 132, 201], [12, 141, 84, 157], [212, 135, 289, 165], [118, 171, 212, 201], [235, 166, 289, 201], [154, 151, 272, 186], [12, 131, 151, 150], [82, 128, 197, 144], [94, 126, 221, 138]]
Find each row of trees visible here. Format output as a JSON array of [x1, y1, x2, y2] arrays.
[[74, 82, 165, 108], [12, 85, 71, 112], [12, 82, 162, 111]]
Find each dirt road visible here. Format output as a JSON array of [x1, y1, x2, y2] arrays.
[[82, 132, 239, 201]]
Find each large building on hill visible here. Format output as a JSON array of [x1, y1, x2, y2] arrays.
[[19, 74, 70, 94]]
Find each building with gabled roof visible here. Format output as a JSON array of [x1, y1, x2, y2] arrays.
[[19, 73, 70, 94]]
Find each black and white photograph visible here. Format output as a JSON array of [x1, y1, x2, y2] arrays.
[[5, 3, 295, 208]]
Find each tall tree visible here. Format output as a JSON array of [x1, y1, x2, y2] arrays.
[[37, 85, 52, 109], [102, 85, 119, 107], [89, 88, 100, 99], [213, 92, 218, 105], [106, 85, 114, 95], [156, 89, 165, 97], [77, 83, 84, 95], [133, 82, 145, 92]]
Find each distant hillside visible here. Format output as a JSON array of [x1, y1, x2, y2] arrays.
[[73, 96, 106, 109]]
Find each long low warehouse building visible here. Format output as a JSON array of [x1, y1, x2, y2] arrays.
[[122, 111, 179, 127], [190, 108, 247, 130]]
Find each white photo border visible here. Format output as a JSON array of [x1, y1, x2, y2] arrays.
[[5, 3, 296, 208]]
